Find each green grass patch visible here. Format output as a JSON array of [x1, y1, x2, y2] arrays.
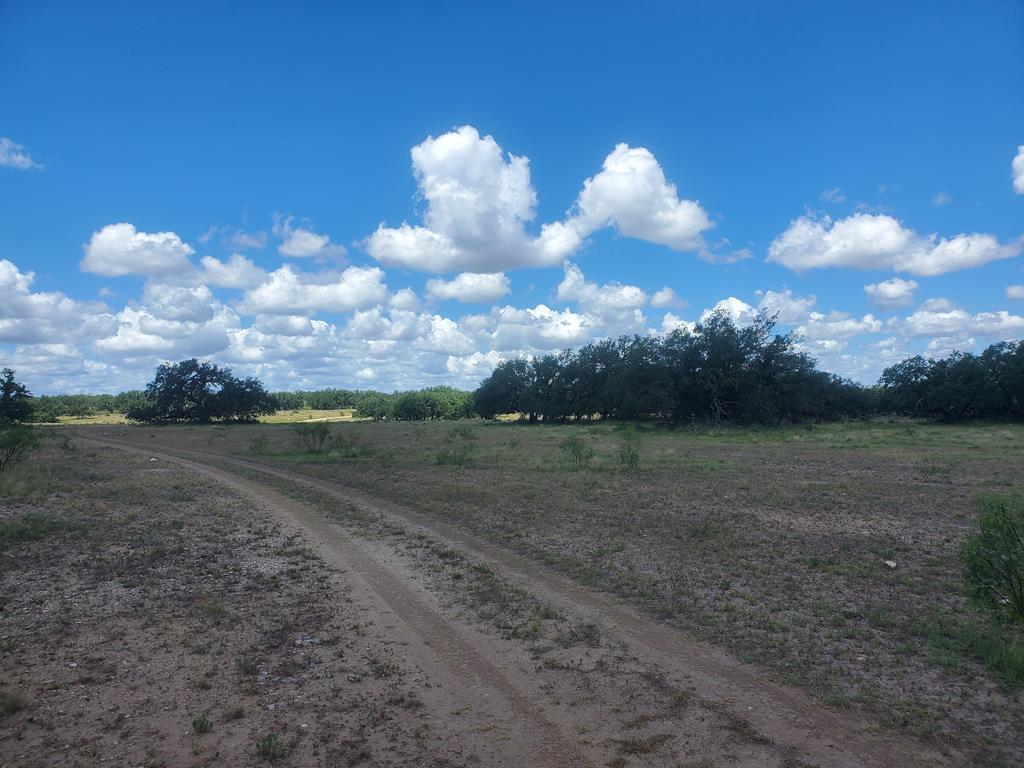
[[912, 611, 1024, 688], [0, 513, 75, 548]]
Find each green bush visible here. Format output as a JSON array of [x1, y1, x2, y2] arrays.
[[961, 494, 1024, 624], [293, 423, 331, 453], [435, 441, 475, 467], [0, 514, 69, 547], [560, 434, 594, 470], [256, 730, 285, 760], [0, 427, 40, 473], [618, 430, 642, 472], [331, 430, 367, 458]]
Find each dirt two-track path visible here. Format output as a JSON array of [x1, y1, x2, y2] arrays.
[[84, 434, 951, 768]]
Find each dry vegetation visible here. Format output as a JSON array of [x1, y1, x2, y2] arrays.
[[90, 419, 1024, 765], [3, 421, 1023, 766], [0, 441, 459, 766]]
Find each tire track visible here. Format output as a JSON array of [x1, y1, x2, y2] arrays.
[[88, 435, 951, 768], [83, 437, 593, 767]]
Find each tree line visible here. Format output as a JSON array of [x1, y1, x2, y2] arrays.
[[2, 312, 1022, 425], [473, 312, 1024, 424], [474, 312, 873, 423], [878, 341, 1024, 421]]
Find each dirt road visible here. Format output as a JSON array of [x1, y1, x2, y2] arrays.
[[85, 434, 951, 767]]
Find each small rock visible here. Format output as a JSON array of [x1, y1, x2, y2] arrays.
[[883, 560, 897, 569]]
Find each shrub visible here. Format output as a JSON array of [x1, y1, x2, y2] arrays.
[[293, 423, 331, 453], [256, 731, 285, 760], [247, 436, 269, 455], [192, 715, 212, 734], [560, 434, 594, 470], [0, 513, 68, 547], [445, 425, 477, 443], [435, 441, 475, 467], [331, 430, 367, 458], [618, 430, 642, 472], [961, 494, 1024, 624], [0, 688, 25, 717], [0, 427, 40, 473]]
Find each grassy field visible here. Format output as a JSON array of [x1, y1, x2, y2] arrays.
[[5, 418, 1024, 765], [82, 418, 1024, 764]]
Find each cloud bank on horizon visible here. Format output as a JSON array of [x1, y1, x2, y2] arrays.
[[2, 124, 1023, 394]]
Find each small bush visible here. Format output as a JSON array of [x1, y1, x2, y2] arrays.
[[435, 441, 475, 467], [247, 436, 269, 455], [445, 425, 477, 443], [618, 431, 643, 472], [293, 423, 331, 453], [0, 688, 25, 717], [192, 715, 212, 734], [560, 434, 594, 470], [0, 513, 69, 548], [961, 494, 1024, 624], [331, 430, 367, 458], [256, 730, 285, 760], [0, 427, 40, 473]]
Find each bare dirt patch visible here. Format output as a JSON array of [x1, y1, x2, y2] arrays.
[[0, 442, 466, 767]]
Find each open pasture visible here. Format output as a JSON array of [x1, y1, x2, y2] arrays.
[[77, 419, 1024, 764]]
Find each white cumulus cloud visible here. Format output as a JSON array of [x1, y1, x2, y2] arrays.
[[700, 297, 757, 326], [274, 215, 346, 259], [767, 213, 1020, 276], [556, 262, 647, 322], [199, 254, 268, 289], [864, 278, 919, 310], [0, 259, 117, 344], [650, 287, 684, 308], [81, 223, 196, 277], [894, 298, 1024, 340], [757, 289, 817, 323], [426, 272, 511, 303], [798, 311, 882, 340], [565, 143, 711, 252], [364, 126, 713, 273], [388, 287, 421, 311], [239, 264, 387, 315]]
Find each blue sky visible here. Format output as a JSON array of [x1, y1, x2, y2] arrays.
[[2, 1, 1023, 394]]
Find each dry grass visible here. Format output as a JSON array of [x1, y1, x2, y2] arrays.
[[81, 418, 1024, 764]]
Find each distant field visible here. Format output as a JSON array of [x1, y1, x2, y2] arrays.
[[79, 418, 1024, 765], [49, 408, 360, 425], [257, 407, 360, 424]]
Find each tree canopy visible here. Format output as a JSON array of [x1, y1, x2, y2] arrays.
[[878, 341, 1024, 421], [0, 368, 33, 424], [472, 311, 872, 424], [126, 359, 277, 424]]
